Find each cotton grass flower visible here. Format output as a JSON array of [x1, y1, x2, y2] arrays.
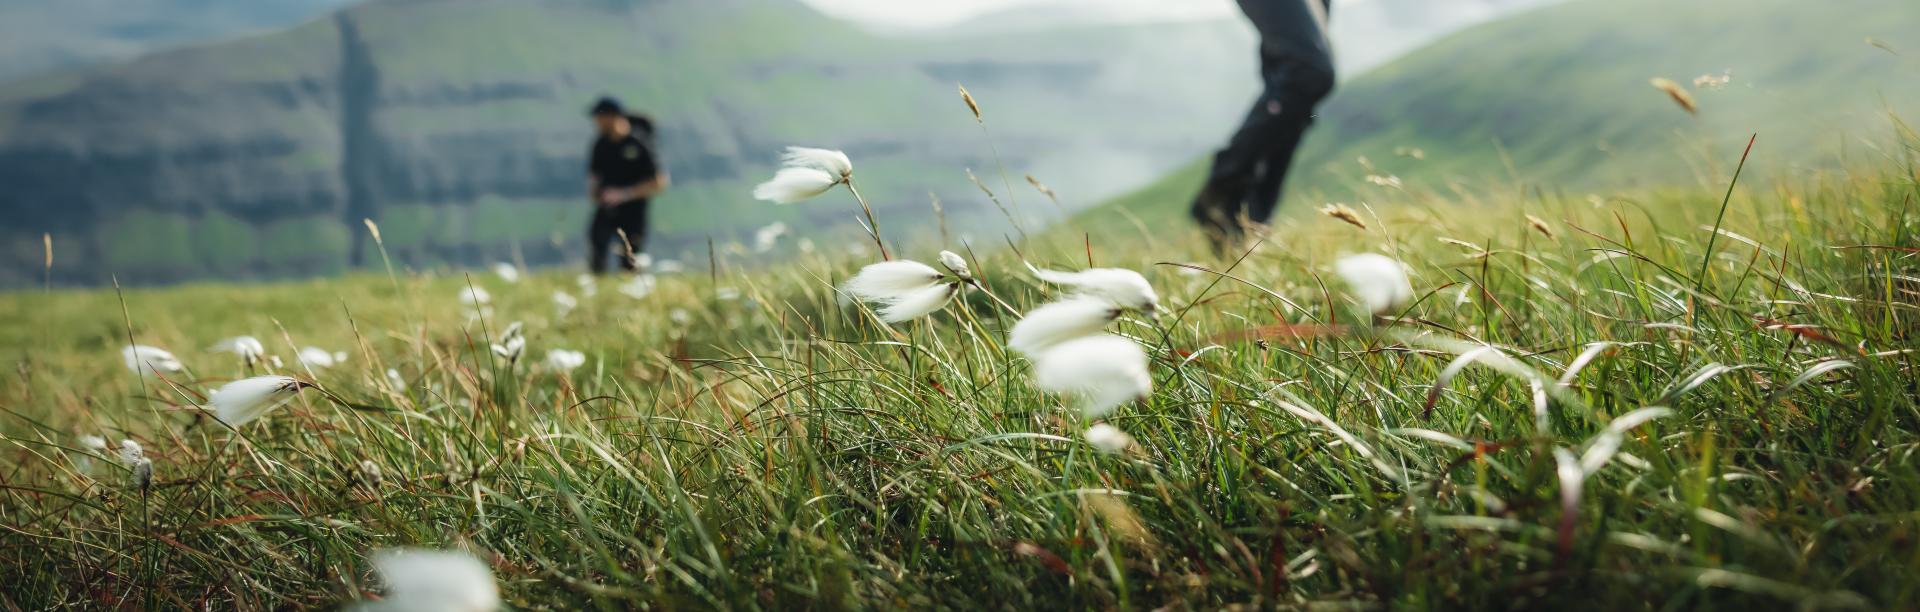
[[753, 167, 839, 204], [1334, 253, 1414, 317], [123, 345, 183, 376], [1084, 423, 1135, 453], [880, 284, 960, 323], [841, 258, 965, 323], [459, 286, 491, 307], [362, 548, 500, 612], [205, 375, 312, 426], [115, 440, 155, 490], [491, 262, 520, 283], [1030, 334, 1151, 418], [575, 273, 597, 297], [1008, 296, 1122, 356], [131, 457, 152, 492], [619, 274, 657, 299], [753, 222, 789, 253], [459, 286, 493, 318], [543, 349, 586, 373], [552, 290, 578, 318], [781, 146, 853, 180], [298, 347, 349, 369], [210, 336, 267, 365], [1026, 264, 1159, 314], [1011, 265, 1158, 416], [117, 439, 144, 466], [938, 250, 972, 281], [490, 322, 525, 364]]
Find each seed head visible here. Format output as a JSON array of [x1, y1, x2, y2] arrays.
[[1320, 203, 1368, 230], [1649, 77, 1697, 115], [958, 83, 982, 123]]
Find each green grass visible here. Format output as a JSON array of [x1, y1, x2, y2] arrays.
[[2, 122, 1917, 609]]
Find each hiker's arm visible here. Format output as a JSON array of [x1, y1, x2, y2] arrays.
[[634, 170, 670, 198]]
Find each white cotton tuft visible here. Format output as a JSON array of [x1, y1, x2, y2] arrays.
[[575, 273, 598, 297], [1008, 297, 1122, 357], [780, 146, 853, 179], [117, 439, 144, 465], [458, 286, 491, 306], [879, 283, 958, 323], [669, 308, 692, 325], [298, 347, 344, 369], [364, 548, 500, 612], [1084, 423, 1135, 453], [491, 262, 520, 284], [123, 345, 183, 376], [552, 290, 577, 318], [753, 167, 838, 204], [840, 259, 959, 322], [490, 322, 525, 362], [210, 336, 266, 363], [206, 375, 309, 426], [619, 274, 657, 299], [1028, 265, 1159, 313], [79, 435, 108, 452], [842, 260, 943, 302], [386, 368, 406, 391], [753, 222, 789, 253], [1030, 334, 1151, 418], [938, 250, 972, 280], [544, 349, 586, 372], [1334, 253, 1414, 316]]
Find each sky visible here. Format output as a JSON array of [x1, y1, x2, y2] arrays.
[[799, 0, 1238, 29]]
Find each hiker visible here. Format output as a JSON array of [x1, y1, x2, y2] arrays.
[[1191, 0, 1335, 252], [586, 97, 669, 274]]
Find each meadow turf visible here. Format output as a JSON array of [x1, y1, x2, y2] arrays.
[[1, 147, 1917, 609]]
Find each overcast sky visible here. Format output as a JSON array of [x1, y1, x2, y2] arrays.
[[799, 0, 1238, 28]]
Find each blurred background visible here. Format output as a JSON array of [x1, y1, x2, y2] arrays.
[[0, 0, 1912, 287]]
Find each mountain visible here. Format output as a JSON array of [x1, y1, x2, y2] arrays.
[[1088, 0, 1920, 231], [0, 0, 1260, 287], [0, 0, 361, 83], [936, 0, 1569, 75], [1327, 0, 1566, 74]]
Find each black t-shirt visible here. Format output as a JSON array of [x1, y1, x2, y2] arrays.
[[589, 117, 658, 190]]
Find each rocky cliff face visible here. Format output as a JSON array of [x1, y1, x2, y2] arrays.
[[0, 0, 1259, 287]]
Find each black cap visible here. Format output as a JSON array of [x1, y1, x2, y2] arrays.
[[588, 96, 623, 116]]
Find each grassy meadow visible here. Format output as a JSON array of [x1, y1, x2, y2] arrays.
[[2, 131, 1918, 610]]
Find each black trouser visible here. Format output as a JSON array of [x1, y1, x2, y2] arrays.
[[588, 198, 649, 273], [1194, 0, 1335, 240]]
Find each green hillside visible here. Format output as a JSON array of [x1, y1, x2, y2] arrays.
[[1089, 0, 1919, 231]]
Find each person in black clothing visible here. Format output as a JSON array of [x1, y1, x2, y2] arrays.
[[586, 97, 669, 274], [1191, 0, 1335, 252]]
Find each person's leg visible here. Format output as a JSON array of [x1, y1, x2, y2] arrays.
[[615, 199, 650, 272], [1227, 54, 1333, 226], [587, 207, 615, 274], [1195, 0, 1335, 244]]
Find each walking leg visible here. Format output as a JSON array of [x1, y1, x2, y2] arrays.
[[588, 207, 614, 274]]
